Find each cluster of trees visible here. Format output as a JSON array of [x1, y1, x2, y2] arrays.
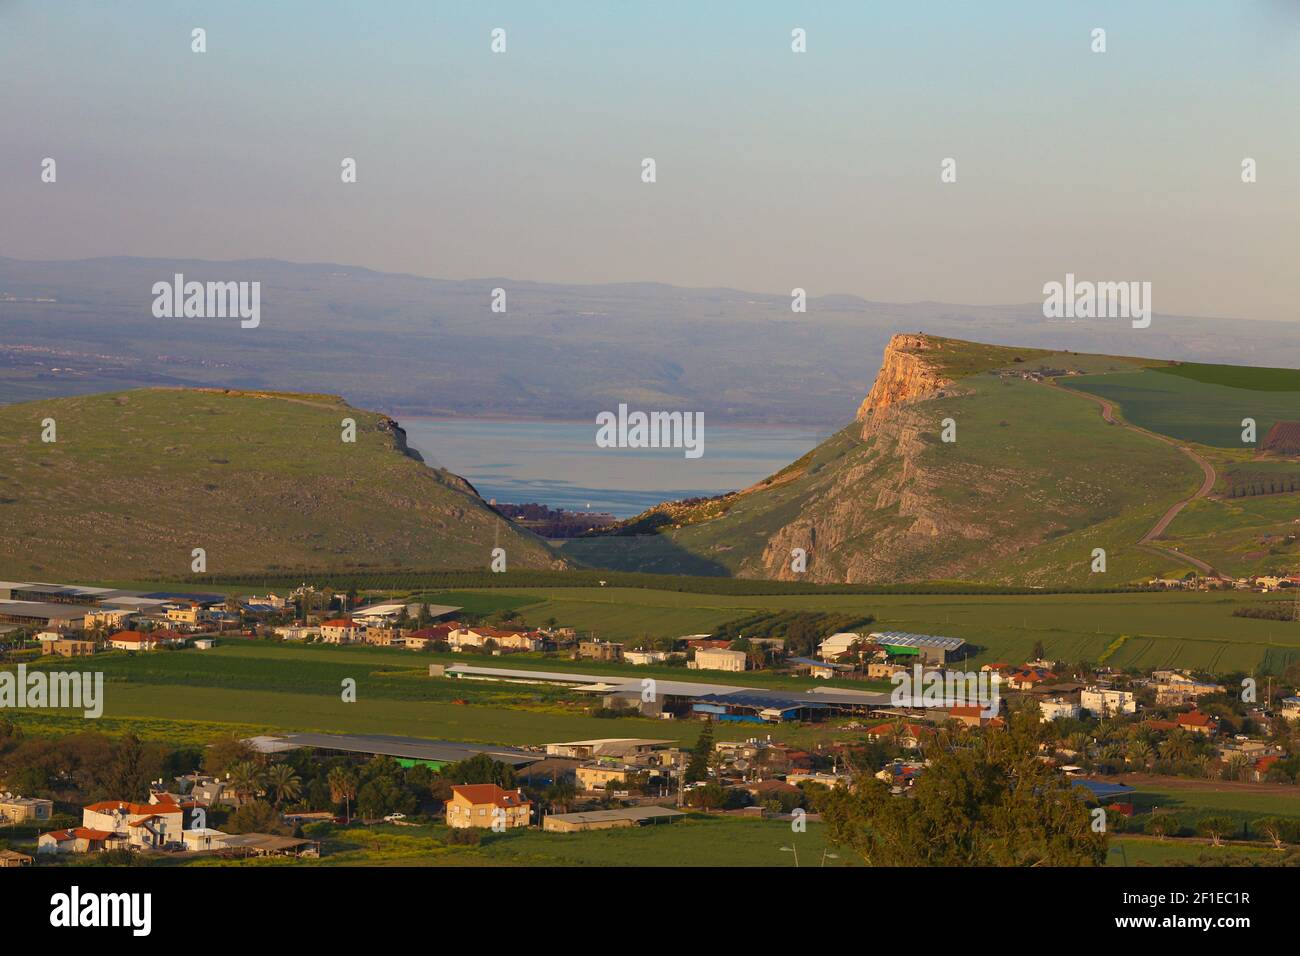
[[820, 711, 1108, 866], [0, 720, 198, 805]]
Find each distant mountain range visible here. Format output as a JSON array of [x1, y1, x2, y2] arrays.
[[3, 256, 1298, 427]]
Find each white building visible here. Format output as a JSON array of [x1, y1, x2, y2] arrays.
[[1039, 697, 1081, 722], [816, 632, 863, 661], [625, 650, 671, 666], [690, 648, 747, 672], [1080, 686, 1136, 716]]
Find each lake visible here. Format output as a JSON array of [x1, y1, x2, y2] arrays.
[[400, 419, 827, 518]]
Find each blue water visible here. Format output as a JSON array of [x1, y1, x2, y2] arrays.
[[400, 419, 825, 518]]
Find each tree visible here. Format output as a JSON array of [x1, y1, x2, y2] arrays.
[[821, 731, 1107, 866], [227, 800, 290, 835], [443, 753, 516, 788], [328, 766, 358, 821], [227, 761, 266, 803], [266, 763, 302, 808], [685, 720, 714, 784], [1197, 816, 1234, 847], [545, 778, 577, 813], [204, 734, 255, 777]]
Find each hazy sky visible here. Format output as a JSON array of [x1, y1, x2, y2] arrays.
[[2, 1, 1298, 321]]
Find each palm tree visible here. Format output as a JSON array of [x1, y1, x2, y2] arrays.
[[545, 778, 577, 813], [228, 761, 266, 803], [1127, 740, 1153, 769], [328, 766, 358, 821], [267, 763, 302, 808]]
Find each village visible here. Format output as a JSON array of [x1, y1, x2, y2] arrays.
[[2, 577, 1300, 867]]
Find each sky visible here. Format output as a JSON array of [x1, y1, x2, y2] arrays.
[[1, 0, 1298, 321]]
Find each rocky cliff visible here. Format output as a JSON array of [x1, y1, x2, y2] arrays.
[[856, 333, 951, 437]]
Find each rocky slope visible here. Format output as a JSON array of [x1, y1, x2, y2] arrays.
[[569, 334, 1196, 584], [855, 333, 952, 436]]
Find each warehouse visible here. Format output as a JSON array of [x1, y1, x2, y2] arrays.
[[543, 806, 684, 833], [244, 732, 540, 770]]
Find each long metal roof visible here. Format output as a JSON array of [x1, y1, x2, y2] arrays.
[[869, 631, 966, 651], [245, 732, 540, 767]]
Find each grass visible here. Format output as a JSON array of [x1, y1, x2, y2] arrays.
[[0, 388, 555, 581], [153, 816, 847, 867], [1151, 362, 1300, 392], [1071, 369, 1299, 448]]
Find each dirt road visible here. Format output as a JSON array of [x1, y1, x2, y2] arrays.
[[1049, 382, 1219, 576]]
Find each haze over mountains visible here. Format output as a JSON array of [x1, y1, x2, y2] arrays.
[[3, 256, 1298, 427]]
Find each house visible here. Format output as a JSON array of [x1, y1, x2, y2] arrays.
[[165, 602, 205, 627], [0, 849, 33, 867], [946, 705, 1004, 728], [319, 619, 364, 644], [865, 721, 927, 749], [193, 638, 216, 650], [273, 624, 320, 641], [1080, 686, 1137, 716], [1176, 710, 1217, 736], [1005, 666, 1057, 691], [84, 608, 133, 630], [1039, 697, 1081, 722], [866, 661, 907, 680], [690, 647, 747, 672], [1153, 670, 1225, 706], [37, 827, 121, 855], [363, 626, 410, 647], [82, 798, 186, 848], [37, 631, 95, 657], [108, 629, 186, 651], [0, 794, 54, 823], [817, 632, 863, 661], [625, 649, 671, 666], [575, 764, 633, 790], [578, 639, 624, 662], [449, 626, 540, 653], [1280, 696, 1300, 720], [404, 623, 457, 650], [445, 784, 531, 829]]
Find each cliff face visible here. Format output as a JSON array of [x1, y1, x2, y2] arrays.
[[856, 334, 951, 438]]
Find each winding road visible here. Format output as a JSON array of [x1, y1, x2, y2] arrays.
[[1049, 382, 1219, 576]]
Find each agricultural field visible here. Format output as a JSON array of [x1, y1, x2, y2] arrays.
[[483, 585, 1300, 675], [187, 816, 843, 868], [1162, 495, 1300, 579], [1070, 368, 1300, 448]]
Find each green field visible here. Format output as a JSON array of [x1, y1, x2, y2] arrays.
[[1071, 369, 1299, 448], [493, 585, 1300, 674]]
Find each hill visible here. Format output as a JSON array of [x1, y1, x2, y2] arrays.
[[566, 334, 1300, 585], [0, 388, 560, 580]]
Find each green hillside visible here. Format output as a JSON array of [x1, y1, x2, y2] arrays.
[[568, 337, 1299, 585], [0, 388, 559, 580]]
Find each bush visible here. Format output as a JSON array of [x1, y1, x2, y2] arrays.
[[444, 827, 481, 846]]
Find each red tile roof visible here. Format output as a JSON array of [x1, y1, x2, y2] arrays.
[[321, 619, 355, 628], [84, 799, 181, 816], [43, 827, 116, 842], [450, 784, 530, 809]]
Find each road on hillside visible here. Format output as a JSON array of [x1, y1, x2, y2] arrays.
[[1048, 382, 1219, 576]]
